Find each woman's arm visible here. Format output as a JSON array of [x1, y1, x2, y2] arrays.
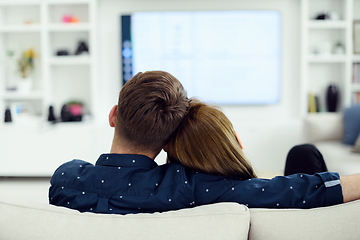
[[340, 174, 360, 202]]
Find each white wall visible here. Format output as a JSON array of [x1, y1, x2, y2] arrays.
[[97, 0, 304, 176]]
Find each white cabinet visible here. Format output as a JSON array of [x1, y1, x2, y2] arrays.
[[301, 0, 360, 115]]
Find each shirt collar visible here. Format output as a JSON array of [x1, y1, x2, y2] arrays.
[[96, 153, 158, 169]]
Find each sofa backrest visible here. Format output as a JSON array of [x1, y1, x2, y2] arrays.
[[249, 199, 360, 240], [0, 196, 250, 240], [2, 195, 360, 240]]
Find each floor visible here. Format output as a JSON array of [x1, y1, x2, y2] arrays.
[[0, 177, 51, 204]]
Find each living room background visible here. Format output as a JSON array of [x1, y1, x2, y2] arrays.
[[0, 0, 349, 177]]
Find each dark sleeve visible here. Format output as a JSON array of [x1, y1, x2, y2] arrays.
[[188, 171, 343, 209], [49, 160, 94, 208]]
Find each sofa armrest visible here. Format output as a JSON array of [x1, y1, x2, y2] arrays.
[[249, 199, 360, 240], [304, 113, 343, 143]]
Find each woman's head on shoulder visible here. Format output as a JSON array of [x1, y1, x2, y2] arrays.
[[167, 98, 257, 179]]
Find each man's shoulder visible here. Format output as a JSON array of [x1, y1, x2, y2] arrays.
[[55, 159, 93, 171], [51, 159, 94, 180]]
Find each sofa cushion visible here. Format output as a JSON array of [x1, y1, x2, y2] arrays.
[[0, 196, 250, 240], [304, 113, 343, 143], [352, 133, 360, 153], [343, 105, 360, 145], [248, 199, 360, 240]]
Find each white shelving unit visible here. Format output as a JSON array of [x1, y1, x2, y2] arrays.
[[301, 0, 360, 115], [0, 0, 99, 176], [0, 0, 97, 127]]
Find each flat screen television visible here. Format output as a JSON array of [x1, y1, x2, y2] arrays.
[[121, 11, 282, 105]]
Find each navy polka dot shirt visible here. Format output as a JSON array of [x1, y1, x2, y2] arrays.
[[49, 153, 343, 214]]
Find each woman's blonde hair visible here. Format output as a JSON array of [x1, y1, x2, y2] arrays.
[[167, 99, 257, 179]]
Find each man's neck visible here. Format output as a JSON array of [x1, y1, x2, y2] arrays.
[[110, 136, 160, 160]]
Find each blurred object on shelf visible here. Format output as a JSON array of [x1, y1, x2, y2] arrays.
[[17, 48, 38, 93], [326, 84, 339, 112], [17, 77, 32, 93], [4, 108, 12, 123], [55, 41, 89, 57], [61, 101, 83, 122], [308, 93, 317, 113], [333, 41, 345, 55], [315, 96, 321, 112], [8, 101, 41, 124], [56, 49, 70, 56], [70, 17, 79, 23], [75, 41, 89, 55], [48, 106, 56, 122], [62, 15, 71, 23], [315, 12, 330, 20], [62, 14, 79, 23], [61, 105, 71, 122], [18, 48, 37, 78], [24, 20, 39, 25], [314, 11, 340, 20], [6, 86, 17, 92]]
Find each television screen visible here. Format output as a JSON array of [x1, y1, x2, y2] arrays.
[[121, 11, 282, 105]]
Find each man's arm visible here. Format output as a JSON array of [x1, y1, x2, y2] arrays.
[[340, 174, 360, 203]]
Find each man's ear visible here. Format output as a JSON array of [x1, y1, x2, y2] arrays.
[[109, 105, 117, 128]]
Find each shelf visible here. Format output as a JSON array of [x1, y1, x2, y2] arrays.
[[308, 20, 347, 29], [47, 23, 90, 32], [308, 55, 347, 63], [2, 91, 44, 100], [0, 24, 41, 32], [49, 55, 91, 65]]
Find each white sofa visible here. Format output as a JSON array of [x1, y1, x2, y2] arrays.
[[1, 195, 360, 240], [305, 113, 360, 175]]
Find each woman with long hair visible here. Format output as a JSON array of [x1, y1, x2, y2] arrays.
[[165, 99, 350, 208], [167, 99, 257, 179]]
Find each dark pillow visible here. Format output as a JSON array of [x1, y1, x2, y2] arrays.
[[343, 105, 360, 145]]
